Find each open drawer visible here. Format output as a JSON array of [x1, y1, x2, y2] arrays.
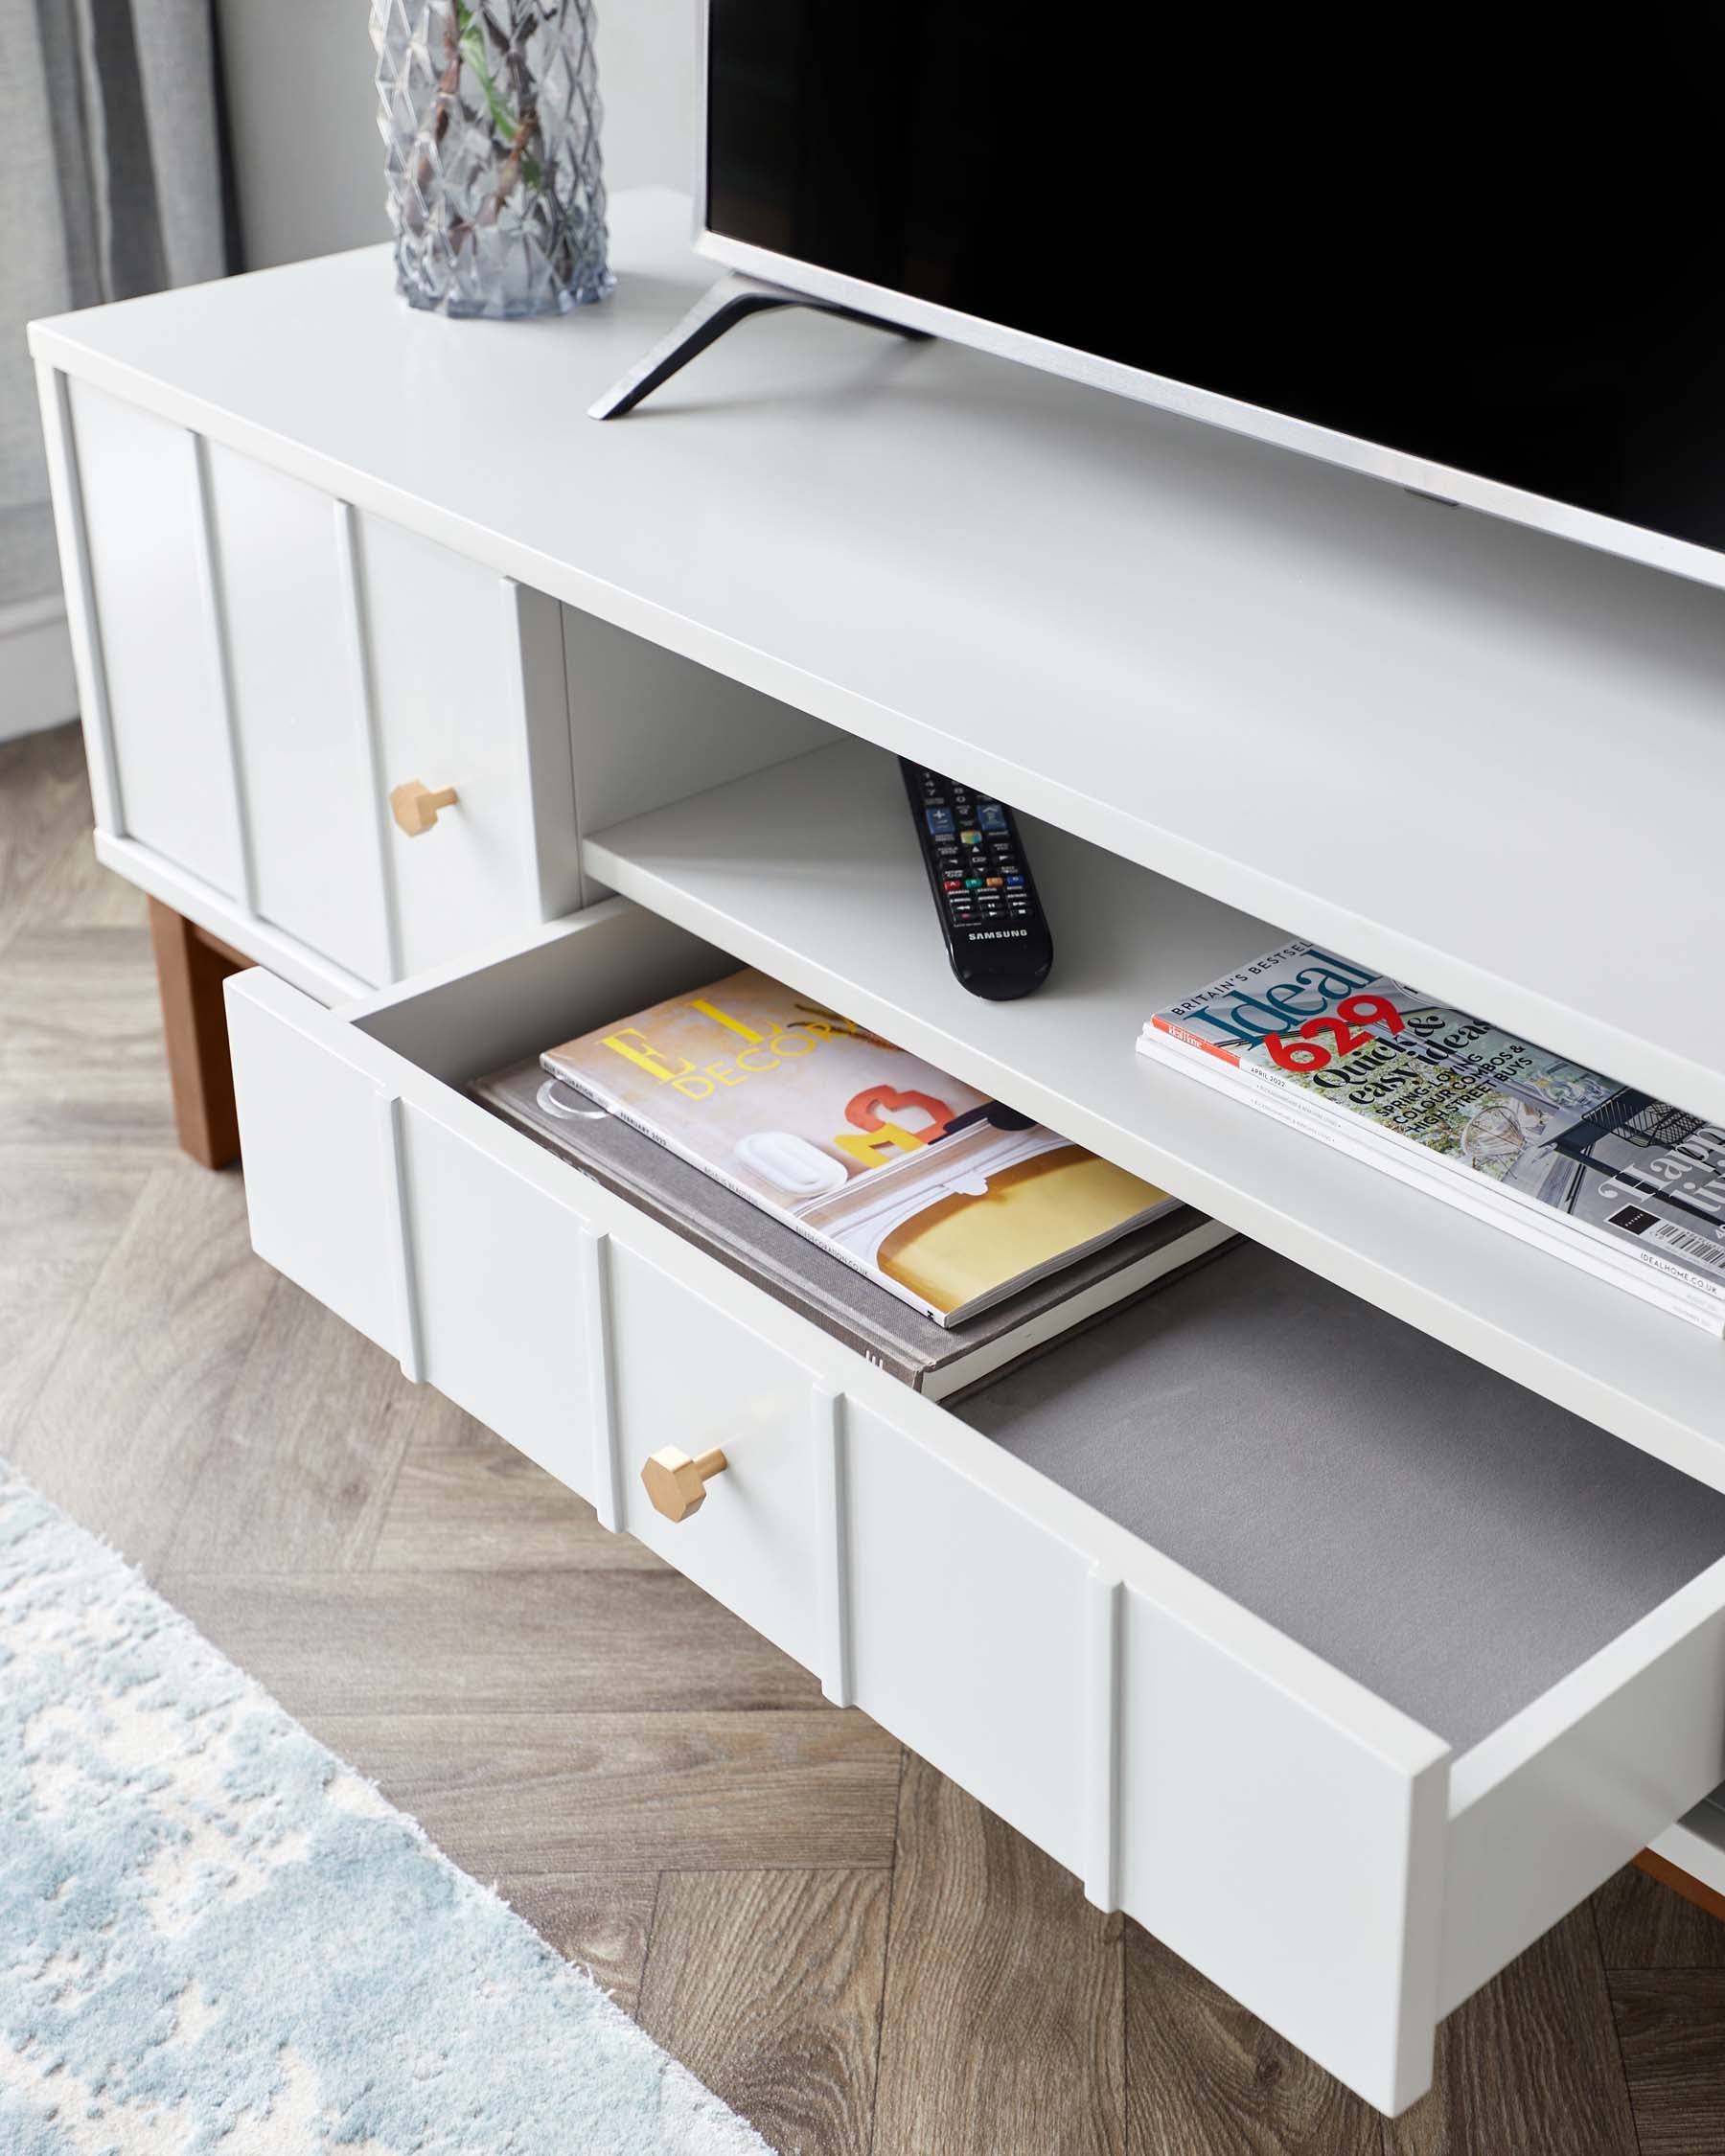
[[226, 901, 1725, 2115]]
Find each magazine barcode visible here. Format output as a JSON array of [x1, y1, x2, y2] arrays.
[[1647, 1221, 1725, 1275]]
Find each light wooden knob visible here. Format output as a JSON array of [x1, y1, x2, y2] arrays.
[[640, 1444, 728, 1523], [389, 779, 459, 836]]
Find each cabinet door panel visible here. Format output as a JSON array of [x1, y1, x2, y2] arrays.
[[359, 516, 543, 975], [69, 381, 239, 894], [207, 446, 390, 983]]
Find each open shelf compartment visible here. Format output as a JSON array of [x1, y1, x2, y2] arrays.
[[581, 734, 1725, 1492]]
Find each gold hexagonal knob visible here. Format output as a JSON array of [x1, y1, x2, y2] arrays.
[[389, 779, 460, 837], [640, 1445, 728, 1523]]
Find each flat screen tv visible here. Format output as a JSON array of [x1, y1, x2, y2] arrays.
[[700, 3, 1725, 589]]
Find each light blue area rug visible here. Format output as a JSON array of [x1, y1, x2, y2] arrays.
[[0, 1461, 770, 2154]]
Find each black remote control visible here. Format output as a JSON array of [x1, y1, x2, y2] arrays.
[[900, 759, 1053, 1000]]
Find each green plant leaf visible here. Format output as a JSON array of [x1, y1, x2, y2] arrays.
[[455, 1, 522, 142]]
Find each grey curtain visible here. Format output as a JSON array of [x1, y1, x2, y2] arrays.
[[1, 0, 230, 612]]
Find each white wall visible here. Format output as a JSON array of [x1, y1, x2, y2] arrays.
[[0, 598, 80, 743], [217, 0, 698, 271]]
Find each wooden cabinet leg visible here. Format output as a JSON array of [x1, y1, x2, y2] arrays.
[[1634, 1848, 1725, 1925], [147, 898, 252, 1169]]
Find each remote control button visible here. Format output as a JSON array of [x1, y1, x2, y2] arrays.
[[925, 806, 954, 836]]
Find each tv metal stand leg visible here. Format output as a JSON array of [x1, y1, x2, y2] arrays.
[[588, 270, 932, 420]]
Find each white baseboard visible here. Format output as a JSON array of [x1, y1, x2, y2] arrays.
[[0, 596, 80, 742]]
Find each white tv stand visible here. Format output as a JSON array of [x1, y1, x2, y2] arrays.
[[29, 187, 1725, 2116]]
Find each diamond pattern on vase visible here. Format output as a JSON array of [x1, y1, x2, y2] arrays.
[[371, 0, 613, 318]]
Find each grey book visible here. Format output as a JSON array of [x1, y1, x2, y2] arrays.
[[472, 1058, 1235, 1402]]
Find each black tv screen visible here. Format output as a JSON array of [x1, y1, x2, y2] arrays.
[[704, 3, 1725, 579]]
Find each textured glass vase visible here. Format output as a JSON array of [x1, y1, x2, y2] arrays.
[[372, 0, 613, 319]]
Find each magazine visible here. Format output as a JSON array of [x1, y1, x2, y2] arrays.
[[472, 1058, 1235, 1397], [543, 968, 1175, 1326], [1142, 940, 1725, 1331], [1138, 1024, 1722, 1333]]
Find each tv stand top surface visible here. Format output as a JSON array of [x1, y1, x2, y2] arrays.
[[32, 188, 1725, 1121]]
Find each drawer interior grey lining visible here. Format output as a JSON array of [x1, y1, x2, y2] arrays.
[[958, 1240, 1725, 1752]]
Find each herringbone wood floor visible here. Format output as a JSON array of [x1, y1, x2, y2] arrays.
[[6, 718, 1725, 2154]]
